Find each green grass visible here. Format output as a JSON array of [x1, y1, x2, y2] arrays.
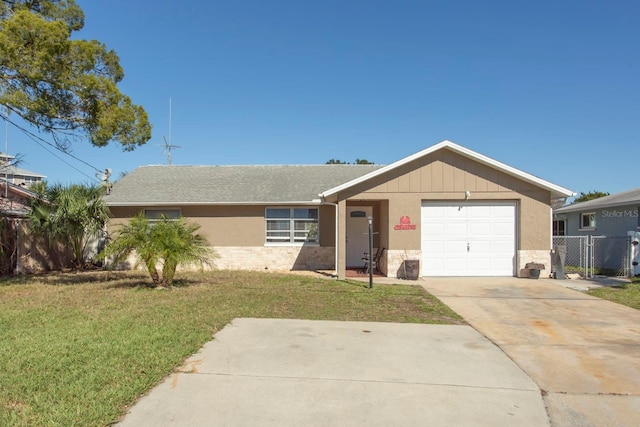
[[0, 270, 462, 426], [586, 276, 640, 310]]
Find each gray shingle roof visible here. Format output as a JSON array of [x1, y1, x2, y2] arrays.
[[105, 164, 383, 205], [0, 164, 46, 178], [555, 187, 640, 213]]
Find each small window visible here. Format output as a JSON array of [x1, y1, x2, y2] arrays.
[[580, 212, 596, 230], [266, 207, 318, 245], [23, 176, 40, 186], [144, 208, 181, 221], [553, 220, 566, 236]]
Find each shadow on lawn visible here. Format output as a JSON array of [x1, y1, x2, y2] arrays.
[[42, 270, 151, 287], [0, 270, 158, 288]]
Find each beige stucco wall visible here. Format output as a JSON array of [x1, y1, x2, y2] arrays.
[[109, 204, 336, 248], [336, 149, 553, 278]]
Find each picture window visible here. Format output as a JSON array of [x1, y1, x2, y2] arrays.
[[266, 207, 318, 244]]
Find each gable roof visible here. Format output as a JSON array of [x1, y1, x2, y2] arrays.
[[0, 181, 42, 217], [105, 164, 383, 206], [555, 187, 640, 213], [0, 164, 46, 179], [320, 140, 574, 200]]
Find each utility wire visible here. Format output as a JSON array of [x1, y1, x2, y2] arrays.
[[0, 112, 102, 183]]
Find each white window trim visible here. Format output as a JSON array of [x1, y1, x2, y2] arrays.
[[265, 207, 319, 246], [579, 212, 596, 231]]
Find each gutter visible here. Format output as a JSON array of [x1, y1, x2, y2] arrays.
[[104, 200, 325, 207]]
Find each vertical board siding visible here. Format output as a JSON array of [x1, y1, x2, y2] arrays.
[[361, 150, 532, 195]]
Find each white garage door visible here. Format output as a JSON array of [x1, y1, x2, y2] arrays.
[[421, 202, 516, 276]]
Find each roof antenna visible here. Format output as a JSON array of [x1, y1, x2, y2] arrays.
[[158, 97, 180, 164]]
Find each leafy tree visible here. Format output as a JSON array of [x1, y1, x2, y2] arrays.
[[325, 158, 374, 164], [29, 182, 109, 268], [0, 0, 151, 150], [101, 214, 215, 287], [355, 158, 373, 164], [573, 190, 610, 204]]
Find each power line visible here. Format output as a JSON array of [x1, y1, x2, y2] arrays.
[[0, 112, 102, 183]]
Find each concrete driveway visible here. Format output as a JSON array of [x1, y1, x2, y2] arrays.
[[422, 277, 640, 427], [118, 318, 547, 426]]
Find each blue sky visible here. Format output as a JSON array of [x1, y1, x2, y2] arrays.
[[4, 0, 639, 197]]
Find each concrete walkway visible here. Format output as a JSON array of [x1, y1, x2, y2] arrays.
[[422, 277, 640, 427], [118, 318, 548, 426]]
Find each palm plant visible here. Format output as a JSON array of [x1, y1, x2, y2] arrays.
[[29, 183, 110, 268], [101, 213, 215, 287]]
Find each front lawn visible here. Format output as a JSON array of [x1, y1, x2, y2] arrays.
[[586, 276, 640, 310], [0, 270, 462, 426]]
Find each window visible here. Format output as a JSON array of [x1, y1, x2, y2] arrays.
[[553, 219, 566, 236], [23, 176, 40, 186], [580, 212, 596, 230], [144, 208, 181, 221], [266, 207, 318, 244]]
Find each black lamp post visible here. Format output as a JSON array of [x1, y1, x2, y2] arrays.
[[368, 216, 373, 289]]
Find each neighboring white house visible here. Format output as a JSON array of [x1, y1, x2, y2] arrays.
[[0, 152, 46, 188], [553, 188, 640, 277]]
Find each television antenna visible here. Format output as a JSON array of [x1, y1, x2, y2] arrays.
[[157, 97, 180, 164], [160, 136, 180, 165]]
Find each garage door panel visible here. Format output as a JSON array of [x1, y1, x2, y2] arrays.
[[424, 222, 445, 236], [446, 239, 467, 253], [443, 205, 466, 220], [444, 257, 468, 276], [493, 205, 515, 218], [422, 203, 515, 276], [493, 221, 515, 236], [469, 258, 494, 275], [428, 206, 450, 220], [471, 239, 492, 253], [423, 241, 444, 254], [493, 240, 516, 253], [469, 205, 492, 219], [446, 223, 468, 237], [469, 222, 491, 236]]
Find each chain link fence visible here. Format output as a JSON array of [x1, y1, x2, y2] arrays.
[[552, 236, 588, 277], [553, 235, 632, 278]]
